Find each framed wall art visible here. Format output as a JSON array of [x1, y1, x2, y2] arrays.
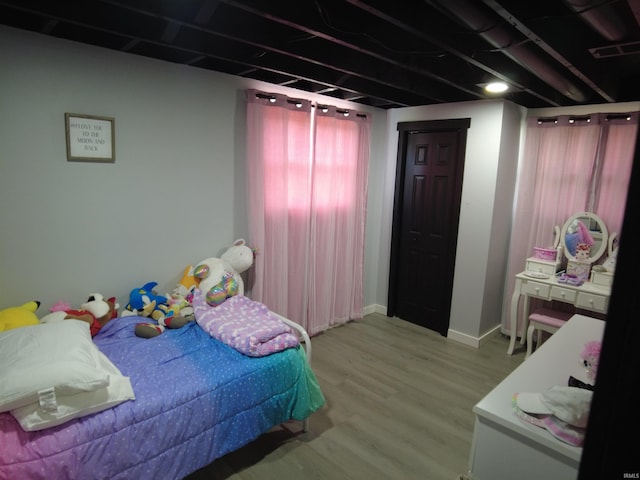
[[65, 113, 115, 163]]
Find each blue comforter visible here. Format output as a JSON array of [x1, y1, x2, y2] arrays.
[[0, 316, 325, 480]]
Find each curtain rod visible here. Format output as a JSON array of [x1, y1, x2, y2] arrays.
[[537, 115, 591, 124], [605, 113, 633, 121], [253, 92, 368, 118], [537, 112, 635, 124], [537, 117, 558, 124]]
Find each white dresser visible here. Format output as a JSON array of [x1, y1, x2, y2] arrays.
[[468, 314, 604, 480]]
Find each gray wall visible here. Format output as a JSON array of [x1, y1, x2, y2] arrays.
[[0, 26, 386, 317], [6, 25, 627, 344]]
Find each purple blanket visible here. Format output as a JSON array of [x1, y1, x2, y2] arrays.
[[192, 289, 299, 356]]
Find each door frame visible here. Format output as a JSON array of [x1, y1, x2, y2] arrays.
[[387, 118, 471, 328]]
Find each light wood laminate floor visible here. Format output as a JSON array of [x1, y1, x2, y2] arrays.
[[187, 313, 526, 480]]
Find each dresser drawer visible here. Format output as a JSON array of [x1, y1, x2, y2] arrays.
[[550, 286, 577, 303], [576, 292, 608, 313], [524, 281, 550, 299]]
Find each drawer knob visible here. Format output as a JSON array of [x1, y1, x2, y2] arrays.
[[589, 299, 594, 304], [535, 288, 539, 293]]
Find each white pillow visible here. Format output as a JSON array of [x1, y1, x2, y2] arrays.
[[11, 347, 135, 431], [0, 320, 116, 412]]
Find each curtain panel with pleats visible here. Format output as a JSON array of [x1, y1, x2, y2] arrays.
[[245, 89, 371, 336], [501, 112, 639, 337]]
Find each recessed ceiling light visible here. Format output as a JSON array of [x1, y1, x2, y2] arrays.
[[485, 82, 509, 93]]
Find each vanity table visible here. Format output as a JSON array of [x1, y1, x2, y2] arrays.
[[507, 212, 615, 355], [506, 271, 610, 354]]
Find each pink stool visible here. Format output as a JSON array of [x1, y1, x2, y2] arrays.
[[526, 308, 573, 358]]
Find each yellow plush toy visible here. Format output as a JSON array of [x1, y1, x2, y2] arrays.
[[0, 301, 41, 332], [177, 265, 199, 293]]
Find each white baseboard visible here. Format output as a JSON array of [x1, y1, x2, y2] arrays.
[[363, 304, 502, 350], [447, 324, 502, 349], [363, 304, 387, 316]]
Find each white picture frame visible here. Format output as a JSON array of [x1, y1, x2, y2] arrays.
[[65, 113, 115, 163]]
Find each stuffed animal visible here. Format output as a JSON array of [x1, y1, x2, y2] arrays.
[[177, 265, 199, 294], [40, 294, 119, 337], [123, 282, 169, 321], [194, 239, 254, 307], [123, 281, 192, 338], [165, 294, 194, 322], [50, 300, 71, 312], [581, 340, 602, 383], [165, 265, 198, 319], [0, 301, 41, 332], [574, 242, 592, 261]]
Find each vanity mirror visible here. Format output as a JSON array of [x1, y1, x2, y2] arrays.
[[560, 212, 608, 264]]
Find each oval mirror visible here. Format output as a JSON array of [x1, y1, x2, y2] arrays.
[[560, 212, 608, 264]]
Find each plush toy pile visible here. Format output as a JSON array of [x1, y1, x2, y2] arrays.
[[123, 279, 196, 338], [0, 296, 119, 338], [0, 238, 255, 340], [127, 239, 255, 338], [41, 294, 119, 337]]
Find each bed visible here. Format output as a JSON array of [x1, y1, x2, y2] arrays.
[[0, 302, 325, 480]]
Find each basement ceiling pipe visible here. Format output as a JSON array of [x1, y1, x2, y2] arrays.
[[429, 0, 588, 102], [563, 0, 630, 42]]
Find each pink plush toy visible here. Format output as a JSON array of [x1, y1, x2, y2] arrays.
[[581, 340, 601, 382], [50, 300, 72, 312]]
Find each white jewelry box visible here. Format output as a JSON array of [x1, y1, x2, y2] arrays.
[[526, 256, 562, 275]]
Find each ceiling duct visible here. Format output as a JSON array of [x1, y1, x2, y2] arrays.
[[429, 0, 588, 102], [562, 0, 630, 42]]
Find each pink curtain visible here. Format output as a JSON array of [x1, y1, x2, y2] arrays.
[[246, 90, 371, 336], [595, 119, 639, 237], [502, 112, 639, 337], [246, 91, 312, 325]]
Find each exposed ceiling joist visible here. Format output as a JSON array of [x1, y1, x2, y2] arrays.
[[1, 0, 638, 109]]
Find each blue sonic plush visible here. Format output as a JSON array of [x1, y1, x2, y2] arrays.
[[123, 281, 168, 321], [124, 282, 190, 338]]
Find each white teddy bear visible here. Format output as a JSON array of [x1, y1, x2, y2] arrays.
[[194, 239, 254, 306]]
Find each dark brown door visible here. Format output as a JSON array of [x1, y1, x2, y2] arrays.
[[388, 119, 469, 335]]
